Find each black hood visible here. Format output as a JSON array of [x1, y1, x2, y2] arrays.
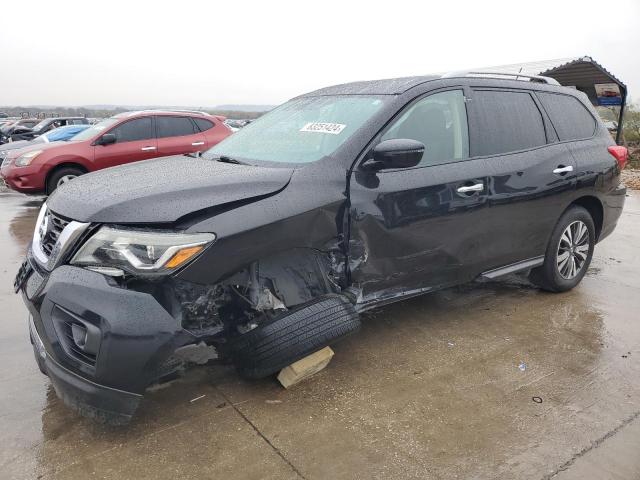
[[47, 156, 293, 224]]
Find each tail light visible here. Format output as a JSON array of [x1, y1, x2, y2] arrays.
[[608, 145, 628, 170]]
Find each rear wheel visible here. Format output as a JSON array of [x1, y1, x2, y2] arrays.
[[47, 167, 84, 194], [529, 206, 595, 292]]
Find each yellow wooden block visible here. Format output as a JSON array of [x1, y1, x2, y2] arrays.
[[277, 347, 335, 389]]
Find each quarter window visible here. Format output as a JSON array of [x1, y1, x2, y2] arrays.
[[156, 116, 196, 138], [381, 89, 469, 166], [472, 90, 547, 156], [193, 118, 214, 132], [110, 117, 154, 143], [537, 92, 596, 141]]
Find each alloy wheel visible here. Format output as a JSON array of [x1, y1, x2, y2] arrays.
[[57, 175, 77, 187], [556, 220, 590, 280]]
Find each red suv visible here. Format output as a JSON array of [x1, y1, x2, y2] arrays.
[[0, 110, 232, 194]]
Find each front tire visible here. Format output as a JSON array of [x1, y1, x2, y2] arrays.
[[231, 294, 360, 379], [529, 205, 595, 292], [47, 167, 84, 194]]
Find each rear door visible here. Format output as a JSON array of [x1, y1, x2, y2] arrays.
[[465, 88, 577, 268], [155, 115, 206, 157], [192, 117, 225, 148], [93, 116, 157, 169]]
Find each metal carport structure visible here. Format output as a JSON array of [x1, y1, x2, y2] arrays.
[[474, 56, 627, 144]]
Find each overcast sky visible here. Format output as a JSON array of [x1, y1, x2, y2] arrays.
[[1, 0, 638, 107]]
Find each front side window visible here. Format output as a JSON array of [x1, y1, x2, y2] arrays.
[[204, 96, 386, 164], [110, 117, 154, 143], [381, 89, 469, 166], [472, 90, 547, 156], [156, 116, 196, 138]]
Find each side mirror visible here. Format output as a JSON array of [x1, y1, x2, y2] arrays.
[[97, 133, 116, 146], [361, 139, 425, 171]]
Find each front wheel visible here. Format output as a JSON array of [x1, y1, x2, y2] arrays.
[[47, 167, 84, 194], [529, 206, 595, 292]]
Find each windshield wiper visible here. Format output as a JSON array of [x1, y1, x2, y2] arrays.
[[216, 155, 247, 165]]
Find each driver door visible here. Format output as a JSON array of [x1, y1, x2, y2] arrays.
[[348, 88, 493, 303], [93, 117, 158, 169]]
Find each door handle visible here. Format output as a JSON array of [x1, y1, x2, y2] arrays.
[[553, 165, 573, 174], [191, 141, 205, 146], [141, 146, 156, 151], [457, 183, 484, 193]]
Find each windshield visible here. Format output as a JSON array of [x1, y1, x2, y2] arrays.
[[69, 118, 119, 141], [31, 120, 49, 132], [204, 96, 386, 164]]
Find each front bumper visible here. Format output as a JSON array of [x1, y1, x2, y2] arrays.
[[21, 260, 195, 422], [31, 320, 142, 424], [0, 163, 45, 193]]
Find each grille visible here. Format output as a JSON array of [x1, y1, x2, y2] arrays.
[[41, 212, 70, 256], [56, 317, 97, 366]]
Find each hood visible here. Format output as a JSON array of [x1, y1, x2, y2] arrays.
[[47, 155, 294, 224], [0, 139, 33, 153], [6, 140, 65, 158]]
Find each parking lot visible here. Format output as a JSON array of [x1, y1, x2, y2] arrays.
[[0, 186, 637, 479]]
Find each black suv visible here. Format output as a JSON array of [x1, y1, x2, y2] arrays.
[[16, 73, 628, 424]]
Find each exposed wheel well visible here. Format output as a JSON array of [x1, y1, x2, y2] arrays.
[[570, 196, 603, 241], [45, 163, 88, 194]]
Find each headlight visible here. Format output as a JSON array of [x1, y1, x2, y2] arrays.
[[71, 227, 215, 276], [15, 149, 43, 167]]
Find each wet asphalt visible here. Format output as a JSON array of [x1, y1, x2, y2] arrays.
[[0, 187, 639, 480]]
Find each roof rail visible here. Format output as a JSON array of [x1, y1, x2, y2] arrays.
[[134, 109, 212, 116], [441, 71, 560, 85]]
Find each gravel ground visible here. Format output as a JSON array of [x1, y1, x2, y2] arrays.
[[622, 169, 640, 190]]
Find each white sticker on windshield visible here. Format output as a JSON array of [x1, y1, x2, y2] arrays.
[[300, 122, 346, 135], [94, 125, 106, 131]]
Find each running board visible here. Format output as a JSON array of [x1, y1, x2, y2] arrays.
[[480, 256, 544, 280]]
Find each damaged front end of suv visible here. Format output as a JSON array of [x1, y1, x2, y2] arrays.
[[16, 125, 367, 423], [20, 200, 352, 424]]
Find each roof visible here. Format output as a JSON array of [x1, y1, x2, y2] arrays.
[[113, 110, 211, 118], [303, 56, 626, 107], [303, 76, 440, 96]]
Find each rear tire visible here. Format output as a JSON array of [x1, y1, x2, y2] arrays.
[[231, 294, 360, 379], [529, 205, 595, 292], [47, 167, 84, 194]]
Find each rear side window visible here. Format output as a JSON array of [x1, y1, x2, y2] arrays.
[[472, 90, 546, 156], [156, 116, 196, 138], [537, 92, 596, 141], [193, 118, 214, 132], [111, 117, 153, 143]]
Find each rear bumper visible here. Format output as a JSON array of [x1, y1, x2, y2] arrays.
[[599, 183, 627, 242]]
